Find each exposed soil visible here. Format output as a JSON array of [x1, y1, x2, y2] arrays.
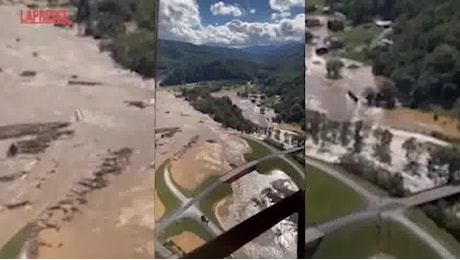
[[278, 123, 304, 134], [215, 195, 233, 230], [383, 107, 460, 139], [169, 140, 223, 191], [169, 232, 205, 254], [155, 89, 249, 193]]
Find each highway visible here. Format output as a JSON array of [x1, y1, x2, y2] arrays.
[[155, 143, 304, 234]]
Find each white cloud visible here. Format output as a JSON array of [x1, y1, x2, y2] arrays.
[[269, 0, 304, 12], [249, 8, 256, 14], [271, 11, 291, 21], [159, 0, 305, 46], [210, 1, 243, 17]]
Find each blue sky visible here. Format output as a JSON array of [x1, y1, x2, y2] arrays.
[[197, 0, 304, 25], [158, 0, 305, 47]]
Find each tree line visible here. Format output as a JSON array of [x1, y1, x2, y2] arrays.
[[181, 86, 256, 133]]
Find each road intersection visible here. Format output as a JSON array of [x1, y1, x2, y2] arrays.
[[305, 158, 459, 258], [154, 136, 304, 257]]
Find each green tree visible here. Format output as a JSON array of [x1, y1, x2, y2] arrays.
[[363, 87, 377, 106], [288, 103, 304, 123], [327, 19, 345, 32], [376, 78, 398, 109], [353, 120, 364, 153], [428, 44, 457, 74], [76, 0, 90, 23], [326, 57, 344, 79], [110, 30, 156, 77], [135, 0, 155, 31]]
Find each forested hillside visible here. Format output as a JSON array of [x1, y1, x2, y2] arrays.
[[157, 40, 259, 85], [157, 40, 303, 85], [157, 39, 305, 126], [325, 0, 398, 24], [371, 0, 460, 110], [325, 0, 460, 112]]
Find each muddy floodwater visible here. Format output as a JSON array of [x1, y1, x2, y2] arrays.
[[0, 4, 154, 258]]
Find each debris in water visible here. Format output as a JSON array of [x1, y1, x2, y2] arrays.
[[20, 70, 36, 77]]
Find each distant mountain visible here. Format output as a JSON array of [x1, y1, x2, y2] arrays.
[[157, 39, 304, 126], [241, 44, 286, 55], [157, 39, 303, 85], [157, 39, 259, 85], [241, 41, 303, 56]]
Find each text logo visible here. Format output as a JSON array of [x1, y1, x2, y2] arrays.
[[19, 8, 73, 25]]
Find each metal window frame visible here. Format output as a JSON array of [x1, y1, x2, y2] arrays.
[[182, 190, 306, 259]]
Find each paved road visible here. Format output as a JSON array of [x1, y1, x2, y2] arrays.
[[242, 134, 305, 183], [155, 144, 304, 234], [154, 241, 173, 258], [402, 185, 460, 207], [155, 164, 223, 235], [305, 160, 460, 258], [387, 210, 456, 259], [154, 138, 304, 257], [306, 183, 460, 240]]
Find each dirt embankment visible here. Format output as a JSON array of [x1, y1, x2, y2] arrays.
[[383, 107, 460, 140], [169, 232, 205, 256]]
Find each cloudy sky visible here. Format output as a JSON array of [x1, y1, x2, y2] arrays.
[[158, 0, 305, 47]]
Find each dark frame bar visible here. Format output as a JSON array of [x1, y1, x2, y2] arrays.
[[182, 190, 306, 259]]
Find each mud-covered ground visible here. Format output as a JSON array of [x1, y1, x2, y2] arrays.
[[155, 87, 300, 258], [0, 3, 155, 258]]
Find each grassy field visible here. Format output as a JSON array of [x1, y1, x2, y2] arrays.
[[335, 25, 379, 49], [334, 24, 381, 62], [306, 164, 364, 224], [243, 137, 304, 188], [313, 220, 441, 258], [199, 180, 232, 230], [408, 208, 460, 257], [0, 223, 34, 259], [242, 137, 272, 161], [155, 160, 181, 219], [157, 217, 213, 243], [257, 157, 304, 188]]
